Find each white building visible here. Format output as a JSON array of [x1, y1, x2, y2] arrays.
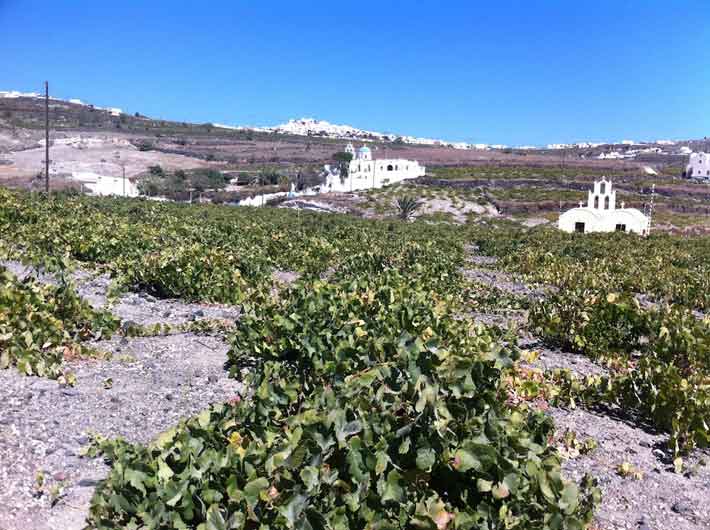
[[237, 184, 317, 207], [597, 150, 634, 160], [71, 171, 139, 197], [558, 178, 649, 235], [322, 144, 425, 193], [686, 152, 710, 180]]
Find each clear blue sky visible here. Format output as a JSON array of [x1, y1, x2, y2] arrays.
[[1, 0, 708, 145]]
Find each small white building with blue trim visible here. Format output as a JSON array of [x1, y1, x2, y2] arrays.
[[558, 178, 649, 235], [323, 144, 425, 193]]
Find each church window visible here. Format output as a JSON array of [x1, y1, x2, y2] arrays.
[[594, 196, 599, 209], [615, 224, 626, 232], [387, 164, 393, 171], [604, 196, 610, 210]]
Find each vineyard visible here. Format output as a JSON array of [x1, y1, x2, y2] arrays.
[[1, 188, 709, 529]]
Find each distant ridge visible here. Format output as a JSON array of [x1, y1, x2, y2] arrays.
[[215, 117, 476, 149], [0, 90, 694, 150]]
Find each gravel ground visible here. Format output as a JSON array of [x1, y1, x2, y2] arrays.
[[462, 246, 550, 300], [521, 340, 610, 378], [463, 267, 549, 300], [0, 334, 242, 530], [551, 407, 710, 530], [417, 197, 494, 224], [532, 347, 609, 377], [467, 254, 499, 267], [469, 310, 527, 329]]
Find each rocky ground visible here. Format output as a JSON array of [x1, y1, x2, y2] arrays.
[[0, 132, 211, 185], [417, 197, 498, 224], [462, 251, 710, 530], [280, 188, 501, 225], [552, 407, 710, 530]]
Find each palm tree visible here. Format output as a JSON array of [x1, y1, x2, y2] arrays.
[[395, 196, 423, 221]]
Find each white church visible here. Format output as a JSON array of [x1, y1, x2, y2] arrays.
[[322, 143, 426, 192], [685, 152, 710, 181], [558, 178, 649, 235]]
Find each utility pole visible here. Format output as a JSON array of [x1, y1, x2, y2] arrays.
[[647, 184, 656, 236], [44, 81, 50, 193], [115, 151, 126, 196], [560, 148, 567, 179]]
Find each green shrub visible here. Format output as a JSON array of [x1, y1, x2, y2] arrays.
[[530, 289, 650, 357], [0, 267, 118, 377], [117, 244, 262, 303], [532, 286, 710, 455], [86, 274, 599, 529]]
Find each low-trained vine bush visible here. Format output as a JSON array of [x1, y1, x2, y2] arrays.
[[115, 244, 258, 304], [0, 267, 119, 377], [0, 189, 467, 305], [531, 287, 710, 454], [611, 308, 710, 454], [529, 288, 651, 357], [87, 274, 599, 529]]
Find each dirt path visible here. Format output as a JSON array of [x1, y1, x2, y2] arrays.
[[461, 249, 550, 301]]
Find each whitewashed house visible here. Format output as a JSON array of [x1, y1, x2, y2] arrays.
[[558, 178, 649, 235], [322, 144, 425, 193], [686, 152, 710, 180], [71, 171, 139, 197]]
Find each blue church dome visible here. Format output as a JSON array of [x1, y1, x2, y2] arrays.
[[358, 146, 371, 153]]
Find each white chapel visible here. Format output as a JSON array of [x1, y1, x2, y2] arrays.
[[322, 143, 426, 193], [558, 178, 649, 235]]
